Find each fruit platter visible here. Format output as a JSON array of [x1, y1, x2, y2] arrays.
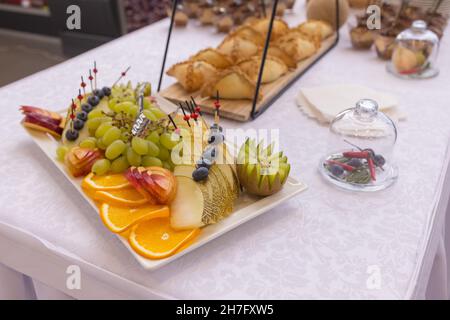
[[20, 64, 307, 270]]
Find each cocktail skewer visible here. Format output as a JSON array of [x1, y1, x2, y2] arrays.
[[77, 89, 83, 105], [70, 99, 76, 131], [191, 96, 208, 127], [214, 91, 221, 125], [168, 114, 178, 130], [191, 96, 202, 116], [80, 76, 86, 96], [113, 66, 131, 87], [179, 103, 191, 127], [93, 61, 98, 90], [88, 70, 94, 93], [186, 101, 198, 123]]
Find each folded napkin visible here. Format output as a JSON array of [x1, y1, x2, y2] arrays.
[[297, 84, 406, 124]]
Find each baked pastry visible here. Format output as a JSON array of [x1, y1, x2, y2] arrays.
[[228, 25, 266, 46], [199, 8, 214, 25], [218, 36, 260, 61], [237, 56, 288, 83], [276, 31, 319, 61], [350, 26, 374, 49], [216, 15, 234, 33], [184, 1, 200, 18], [167, 60, 217, 92], [374, 30, 397, 60], [248, 18, 289, 41], [201, 67, 261, 100], [263, 45, 297, 69], [296, 20, 333, 40], [190, 48, 233, 69], [174, 11, 189, 27]]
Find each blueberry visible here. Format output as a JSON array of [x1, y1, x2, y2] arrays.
[[81, 103, 93, 113], [197, 158, 213, 169], [102, 86, 112, 97], [77, 111, 88, 121], [88, 95, 100, 107], [329, 164, 344, 176], [210, 124, 223, 132], [373, 154, 386, 167], [73, 119, 84, 130], [208, 132, 224, 145], [347, 158, 363, 168], [65, 129, 79, 141], [192, 167, 209, 181], [93, 89, 104, 99]]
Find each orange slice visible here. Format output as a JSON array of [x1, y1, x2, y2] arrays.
[[100, 203, 169, 233], [92, 188, 151, 206], [129, 218, 200, 259], [82, 172, 130, 191]]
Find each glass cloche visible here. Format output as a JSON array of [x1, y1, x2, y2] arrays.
[[319, 99, 398, 192], [387, 20, 440, 79]]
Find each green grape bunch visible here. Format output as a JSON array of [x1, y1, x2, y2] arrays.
[[70, 82, 180, 175]]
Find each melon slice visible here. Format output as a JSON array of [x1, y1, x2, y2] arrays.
[[170, 164, 239, 230], [170, 176, 205, 229]]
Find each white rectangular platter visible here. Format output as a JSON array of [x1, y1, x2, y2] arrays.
[[23, 101, 307, 270]]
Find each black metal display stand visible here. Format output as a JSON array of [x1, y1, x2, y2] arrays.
[[157, 0, 340, 120]]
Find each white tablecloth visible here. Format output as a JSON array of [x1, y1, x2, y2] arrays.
[[1, 1, 450, 299]]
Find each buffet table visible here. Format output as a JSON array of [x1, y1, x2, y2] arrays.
[[1, 1, 450, 299]]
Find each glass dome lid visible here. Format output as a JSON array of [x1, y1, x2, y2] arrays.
[[387, 20, 440, 79], [319, 99, 398, 192]]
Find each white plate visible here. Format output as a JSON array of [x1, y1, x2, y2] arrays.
[[23, 100, 307, 270]]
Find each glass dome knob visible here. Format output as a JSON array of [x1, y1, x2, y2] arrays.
[[412, 20, 427, 31], [354, 99, 378, 120]]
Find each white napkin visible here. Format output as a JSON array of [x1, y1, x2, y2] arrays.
[[297, 84, 406, 123]]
